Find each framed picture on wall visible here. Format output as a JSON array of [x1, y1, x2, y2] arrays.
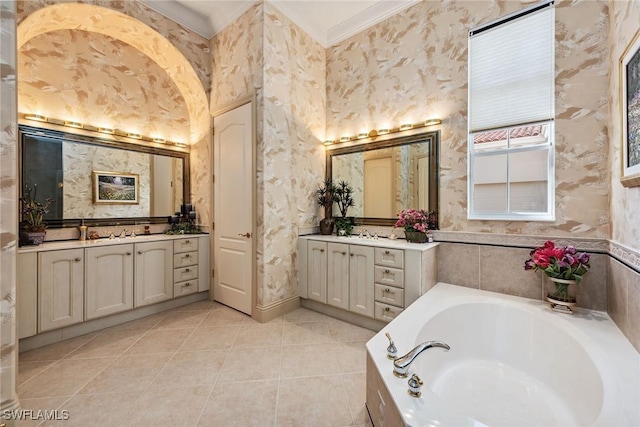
[[92, 171, 140, 204], [621, 29, 640, 187]]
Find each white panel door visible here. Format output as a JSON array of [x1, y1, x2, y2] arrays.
[[214, 101, 254, 315], [134, 240, 173, 307], [307, 241, 327, 303], [85, 245, 134, 320], [349, 245, 375, 318], [364, 156, 393, 218], [327, 243, 349, 310], [38, 249, 84, 332]]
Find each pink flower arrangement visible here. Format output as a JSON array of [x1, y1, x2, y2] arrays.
[[524, 241, 591, 282], [394, 209, 437, 233]]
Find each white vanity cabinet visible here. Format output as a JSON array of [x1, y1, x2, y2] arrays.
[[173, 237, 199, 297], [135, 240, 173, 307], [85, 244, 134, 320], [298, 235, 437, 323], [327, 243, 350, 310], [17, 252, 38, 338], [348, 245, 375, 317], [38, 248, 84, 332], [18, 234, 211, 341], [307, 240, 328, 303]]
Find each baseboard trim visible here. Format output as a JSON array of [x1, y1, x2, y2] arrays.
[[300, 299, 387, 332], [253, 295, 300, 323], [19, 292, 208, 352]]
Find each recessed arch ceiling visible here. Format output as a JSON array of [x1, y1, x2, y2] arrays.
[[17, 3, 209, 143], [19, 29, 191, 142]]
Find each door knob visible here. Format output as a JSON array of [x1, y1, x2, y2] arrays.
[[238, 232, 251, 238]]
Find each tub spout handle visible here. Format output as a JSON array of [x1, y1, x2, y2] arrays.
[[384, 332, 398, 360], [393, 340, 450, 378]]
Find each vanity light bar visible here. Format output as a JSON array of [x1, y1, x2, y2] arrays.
[[24, 114, 47, 122], [22, 113, 183, 147], [330, 118, 442, 146], [64, 121, 83, 129]]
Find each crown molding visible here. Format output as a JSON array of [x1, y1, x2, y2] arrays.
[[326, 0, 420, 47], [141, 0, 214, 39]]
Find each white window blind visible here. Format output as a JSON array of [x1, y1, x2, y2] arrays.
[[467, 1, 555, 221], [469, 3, 554, 132]]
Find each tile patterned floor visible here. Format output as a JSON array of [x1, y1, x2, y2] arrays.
[[17, 301, 376, 427]]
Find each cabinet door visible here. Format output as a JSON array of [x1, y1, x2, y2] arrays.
[[327, 243, 349, 310], [18, 252, 38, 338], [85, 245, 134, 320], [307, 241, 327, 303], [198, 235, 210, 292], [135, 240, 173, 307], [349, 245, 375, 318], [38, 249, 84, 332]]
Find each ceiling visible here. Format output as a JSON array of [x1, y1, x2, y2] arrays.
[[142, 0, 419, 47]]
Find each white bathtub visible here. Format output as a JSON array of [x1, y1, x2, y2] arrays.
[[366, 283, 640, 427]]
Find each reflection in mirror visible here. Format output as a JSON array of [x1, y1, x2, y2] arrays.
[[20, 125, 189, 227], [327, 131, 439, 227]]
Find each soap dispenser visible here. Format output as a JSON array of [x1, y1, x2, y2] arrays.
[[78, 220, 88, 241]]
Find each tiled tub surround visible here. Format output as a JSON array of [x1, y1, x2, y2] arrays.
[[432, 231, 640, 354], [17, 303, 373, 427], [366, 284, 640, 427], [18, 234, 210, 351]]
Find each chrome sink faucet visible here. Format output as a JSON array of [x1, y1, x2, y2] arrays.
[[393, 340, 450, 378]]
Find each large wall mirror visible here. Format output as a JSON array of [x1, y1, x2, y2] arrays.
[[326, 130, 439, 227], [19, 125, 190, 228]]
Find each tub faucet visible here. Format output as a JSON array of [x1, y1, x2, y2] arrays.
[[393, 340, 450, 378]]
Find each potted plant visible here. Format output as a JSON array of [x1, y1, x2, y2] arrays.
[[394, 209, 437, 243], [316, 179, 335, 235], [333, 180, 355, 236], [524, 240, 591, 313], [20, 184, 54, 246]]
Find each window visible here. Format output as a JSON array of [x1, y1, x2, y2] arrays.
[[468, 1, 555, 221]]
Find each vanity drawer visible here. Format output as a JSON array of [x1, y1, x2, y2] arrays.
[[374, 266, 404, 288], [174, 280, 198, 297], [374, 302, 403, 322], [174, 251, 198, 268], [374, 284, 404, 307], [374, 248, 404, 269], [174, 238, 198, 253], [174, 265, 198, 282]]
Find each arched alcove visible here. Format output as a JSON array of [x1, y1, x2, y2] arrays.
[[17, 3, 209, 143]]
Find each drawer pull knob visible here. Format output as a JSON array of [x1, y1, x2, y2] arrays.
[[385, 250, 390, 255], [385, 288, 390, 293], [320, 249, 325, 253], [185, 254, 190, 258], [341, 251, 346, 255], [184, 282, 191, 287], [126, 252, 132, 256], [350, 253, 354, 257], [138, 251, 143, 255], [384, 307, 390, 312], [185, 240, 190, 244], [185, 268, 190, 272], [75, 257, 81, 262], [384, 269, 390, 274]]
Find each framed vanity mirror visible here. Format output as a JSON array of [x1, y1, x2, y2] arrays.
[[326, 130, 439, 227], [19, 124, 190, 228]]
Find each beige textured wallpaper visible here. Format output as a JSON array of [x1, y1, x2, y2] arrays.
[[211, 3, 326, 307], [19, 29, 191, 143], [327, 0, 611, 238], [609, 0, 640, 252]]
